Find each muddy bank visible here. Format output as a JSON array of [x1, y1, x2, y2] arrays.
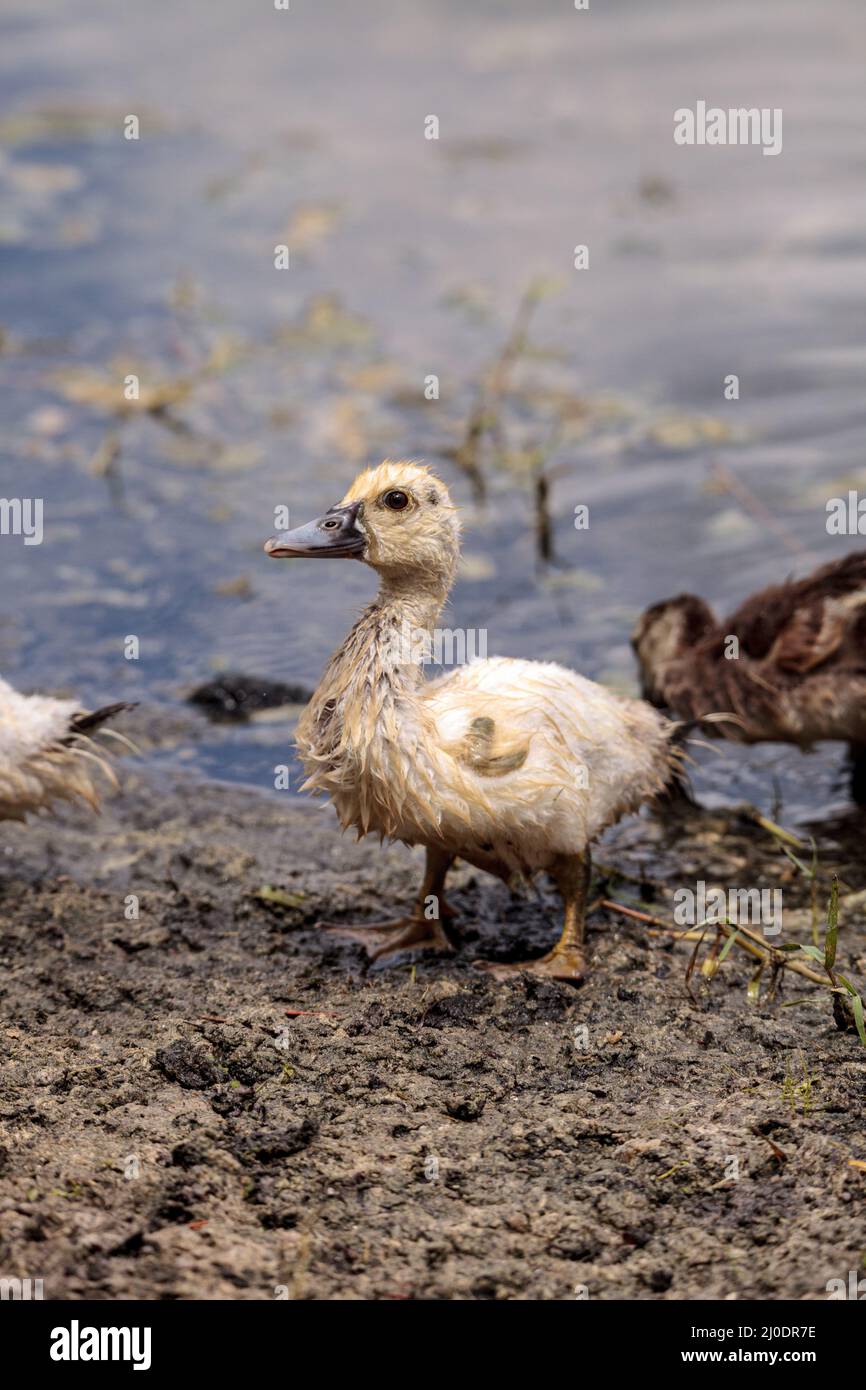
[[0, 716, 864, 1300]]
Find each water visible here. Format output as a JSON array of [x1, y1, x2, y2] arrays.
[[1, 0, 864, 821]]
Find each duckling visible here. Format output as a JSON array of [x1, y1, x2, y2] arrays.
[[0, 676, 131, 821], [265, 460, 681, 982], [632, 551, 866, 803]]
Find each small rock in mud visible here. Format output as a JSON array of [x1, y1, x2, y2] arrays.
[[445, 1093, 488, 1121], [154, 1038, 220, 1089], [227, 1120, 319, 1164], [170, 1140, 212, 1169], [187, 673, 312, 721]]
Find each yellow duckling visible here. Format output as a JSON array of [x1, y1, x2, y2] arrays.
[[265, 461, 678, 982], [0, 676, 130, 821]]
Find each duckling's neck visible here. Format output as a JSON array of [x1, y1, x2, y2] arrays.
[[300, 569, 451, 774], [375, 571, 451, 673]]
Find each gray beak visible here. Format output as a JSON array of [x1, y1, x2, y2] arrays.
[[264, 501, 365, 559]]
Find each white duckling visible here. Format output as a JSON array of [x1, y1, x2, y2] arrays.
[[0, 676, 130, 821], [265, 461, 678, 982]]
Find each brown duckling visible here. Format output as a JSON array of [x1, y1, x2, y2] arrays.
[[632, 551, 866, 803]]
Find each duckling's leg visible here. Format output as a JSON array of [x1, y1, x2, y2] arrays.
[[475, 851, 591, 984], [314, 847, 457, 961]]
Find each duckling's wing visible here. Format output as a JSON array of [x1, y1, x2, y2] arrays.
[[767, 599, 862, 674], [724, 552, 866, 663], [774, 557, 866, 675], [423, 657, 672, 796], [442, 712, 531, 777], [67, 702, 134, 737]]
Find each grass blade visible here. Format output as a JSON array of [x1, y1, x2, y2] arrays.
[[718, 928, 740, 964], [747, 962, 764, 1004], [825, 875, 839, 970], [799, 945, 825, 963]]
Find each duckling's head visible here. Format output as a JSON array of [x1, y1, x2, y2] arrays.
[[631, 594, 715, 705], [265, 460, 460, 590]]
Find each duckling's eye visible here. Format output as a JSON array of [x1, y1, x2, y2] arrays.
[[382, 489, 410, 511]]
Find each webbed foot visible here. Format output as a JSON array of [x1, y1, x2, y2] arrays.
[[473, 944, 586, 984], [315, 915, 456, 961]]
